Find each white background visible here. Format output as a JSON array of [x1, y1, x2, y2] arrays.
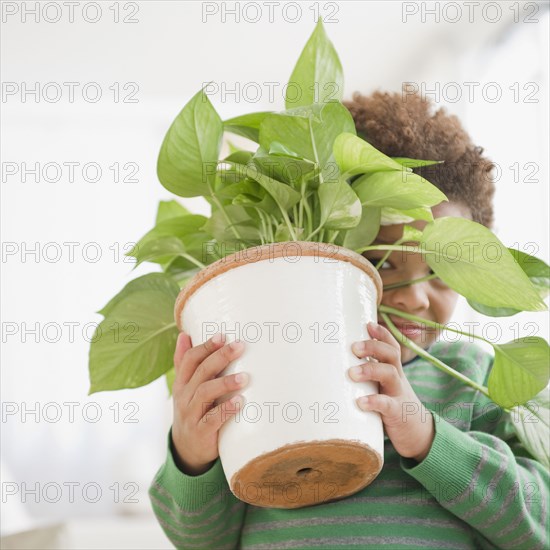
[[1, 1, 549, 547]]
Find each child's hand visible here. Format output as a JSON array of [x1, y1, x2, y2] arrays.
[[348, 322, 435, 462], [171, 332, 248, 475]]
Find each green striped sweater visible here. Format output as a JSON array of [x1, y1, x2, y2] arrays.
[[149, 341, 549, 549]]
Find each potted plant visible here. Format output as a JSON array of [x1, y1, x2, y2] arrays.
[[88, 19, 549, 509]]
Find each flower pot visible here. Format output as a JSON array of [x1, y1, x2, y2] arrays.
[[174, 241, 384, 509]]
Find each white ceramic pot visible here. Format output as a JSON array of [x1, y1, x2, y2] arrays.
[[174, 241, 384, 509]]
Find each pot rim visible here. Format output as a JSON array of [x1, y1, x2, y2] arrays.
[[174, 241, 383, 330]]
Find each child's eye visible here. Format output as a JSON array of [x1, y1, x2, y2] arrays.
[[363, 256, 392, 270]]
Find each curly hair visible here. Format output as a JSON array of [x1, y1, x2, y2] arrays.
[[342, 90, 496, 228]]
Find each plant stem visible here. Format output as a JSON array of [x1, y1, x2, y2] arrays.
[[380, 312, 497, 402], [356, 244, 421, 255], [269, 215, 276, 242], [180, 253, 206, 270], [379, 305, 488, 344], [299, 180, 306, 229], [380, 305, 541, 417], [375, 238, 405, 270], [383, 274, 439, 290], [328, 230, 339, 244], [301, 116, 325, 242], [209, 189, 243, 241], [305, 225, 322, 241], [308, 117, 323, 185], [280, 208, 298, 241], [304, 198, 313, 237], [258, 210, 268, 245]]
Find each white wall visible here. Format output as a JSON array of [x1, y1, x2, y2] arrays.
[[2, 0, 548, 534]]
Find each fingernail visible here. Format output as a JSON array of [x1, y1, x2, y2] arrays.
[[235, 372, 248, 385], [212, 333, 225, 345], [230, 340, 244, 351], [349, 366, 363, 379], [352, 341, 366, 354], [357, 396, 370, 408]]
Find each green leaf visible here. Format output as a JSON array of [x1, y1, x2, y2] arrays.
[[511, 387, 550, 468], [318, 176, 362, 230], [98, 273, 181, 317], [176, 276, 194, 289], [222, 150, 254, 165], [274, 223, 304, 241], [155, 200, 191, 224], [466, 302, 521, 318], [165, 368, 176, 396], [268, 142, 304, 158], [285, 18, 344, 109], [224, 111, 272, 142], [215, 170, 245, 191], [334, 133, 406, 175], [232, 193, 264, 209], [467, 249, 550, 317], [150, 208, 207, 271], [281, 103, 324, 121], [89, 273, 180, 393], [132, 216, 208, 245], [127, 215, 208, 266], [402, 225, 423, 242], [245, 164, 301, 212], [164, 259, 202, 281], [203, 204, 262, 244], [508, 249, 550, 298], [391, 157, 443, 168], [226, 140, 241, 155], [234, 191, 280, 220], [252, 149, 316, 187], [216, 158, 249, 192], [421, 218, 547, 312], [339, 206, 381, 251], [259, 101, 355, 174], [131, 236, 191, 268], [216, 178, 264, 202], [401, 207, 434, 222], [157, 88, 223, 197], [488, 337, 550, 408], [380, 206, 434, 225], [352, 171, 447, 209]]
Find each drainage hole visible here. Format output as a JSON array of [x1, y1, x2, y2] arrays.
[[297, 468, 313, 476]]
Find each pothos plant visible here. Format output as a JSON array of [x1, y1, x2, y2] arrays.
[[88, 19, 550, 467]]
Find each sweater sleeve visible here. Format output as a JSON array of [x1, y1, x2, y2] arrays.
[[400, 361, 549, 549], [148, 428, 247, 550]]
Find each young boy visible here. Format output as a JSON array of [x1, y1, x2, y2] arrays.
[[148, 92, 549, 549]]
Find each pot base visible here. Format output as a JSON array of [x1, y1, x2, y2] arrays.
[[230, 439, 383, 509]]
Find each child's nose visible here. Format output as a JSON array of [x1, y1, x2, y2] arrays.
[[384, 281, 430, 314]]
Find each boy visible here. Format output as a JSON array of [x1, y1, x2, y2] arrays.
[[148, 91, 549, 549]]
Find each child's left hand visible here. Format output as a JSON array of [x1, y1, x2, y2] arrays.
[[348, 321, 435, 463]]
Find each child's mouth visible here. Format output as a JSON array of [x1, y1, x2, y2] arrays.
[[378, 318, 431, 340]]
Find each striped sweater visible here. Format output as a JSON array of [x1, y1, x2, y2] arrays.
[[149, 340, 549, 549]]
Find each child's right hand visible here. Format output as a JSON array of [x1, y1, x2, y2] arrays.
[[171, 332, 248, 476]]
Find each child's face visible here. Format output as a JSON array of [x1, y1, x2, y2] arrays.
[[363, 201, 473, 364]]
